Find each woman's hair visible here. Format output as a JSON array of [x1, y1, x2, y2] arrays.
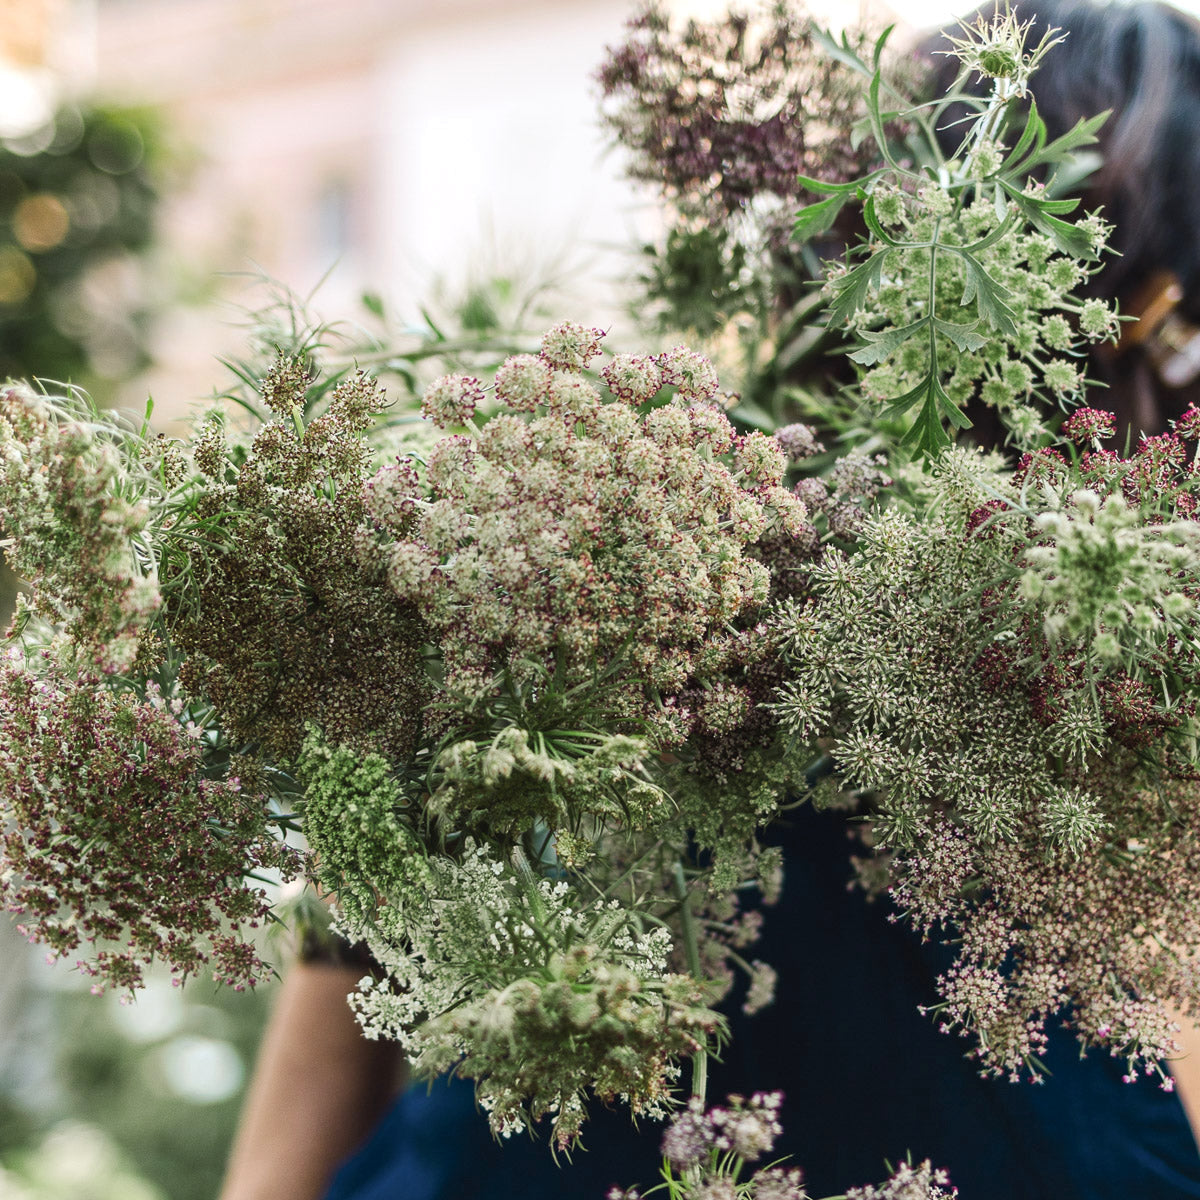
[[925, 0, 1200, 430]]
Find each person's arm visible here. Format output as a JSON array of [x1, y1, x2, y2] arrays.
[[219, 962, 407, 1200], [1166, 1005, 1200, 1151]]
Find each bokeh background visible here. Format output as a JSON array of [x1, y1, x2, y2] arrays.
[[5, 0, 1194, 1195]]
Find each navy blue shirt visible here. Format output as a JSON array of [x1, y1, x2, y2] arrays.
[[325, 806, 1200, 1200]]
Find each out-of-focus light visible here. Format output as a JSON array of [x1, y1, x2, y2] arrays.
[[13, 192, 68, 252], [156, 1036, 244, 1105], [109, 977, 185, 1044], [0, 245, 35, 305], [0, 64, 54, 140]]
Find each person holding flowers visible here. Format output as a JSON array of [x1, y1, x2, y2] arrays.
[[7, 2, 1200, 1199]]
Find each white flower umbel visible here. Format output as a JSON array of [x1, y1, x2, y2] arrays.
[[344, 841, 718, 1150]]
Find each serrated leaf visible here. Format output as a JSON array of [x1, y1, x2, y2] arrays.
[[1002, 98, 1046, 173], [933, 375, 972, 429], [796, 173, 859, 197], [848, 317, 929, 366], [795, 194, 850, 241], [825, 250, 892, 328], [934, 318, 988, 353], [879, 374, 935, 420], [958, 251, 1019, 335], [901, 391, 954, 455], [1035, 211, 1096, 260], [878, 370, 970, 448], [1024, 111, 1109, 171], [1030, 196, 1080, 215], [1003, 186, 1097, 259]]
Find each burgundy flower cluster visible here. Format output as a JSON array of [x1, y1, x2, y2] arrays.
[[169, 356, 429, 764], [598, 4, 877, 224], [0, 650, 303, 992]]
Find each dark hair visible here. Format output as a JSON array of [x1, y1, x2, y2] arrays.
[[925, 0, 1200, 431]]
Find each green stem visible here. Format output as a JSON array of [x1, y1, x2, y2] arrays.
[[331, 336, 535, 368], [673, 859, 708, 1105]]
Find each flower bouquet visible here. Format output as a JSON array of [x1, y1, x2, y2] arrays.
[[5, 3, 1200, 1197]]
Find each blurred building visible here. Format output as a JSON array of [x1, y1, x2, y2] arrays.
[[86, 0, 670, 417]]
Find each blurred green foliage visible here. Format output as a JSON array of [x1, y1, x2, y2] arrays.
[[1, 972, 275, 1200], [55, 982, 274, 1200], [0, 103, 162, 401]]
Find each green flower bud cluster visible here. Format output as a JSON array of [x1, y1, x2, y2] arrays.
[[796, 4, 1114, 454], [1022, 489, 1200, 659]]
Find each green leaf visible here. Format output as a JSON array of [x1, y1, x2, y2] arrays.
[[1027, 195, 1080, 215], [1002, 183, 1097, 259], [825, 249, 892, 328], [1001, 98, 1046, 174], [848, 317, 930, 366], [871, 24, 896, 70], [361, 291, 385, 318], [1047, 150, 1103, 198], [812, 27, 873, 77], [795, 194, 850, 241], [795, 173, 859, 197], [902, 391, 954, 455], [934, 318, 988, 353], [934, 374, 973, 428], [727, 399, 776, 432], [958, 250, 1019, 335], [1022, 111, 1110, 172], [866, 73, 891, 163], [775, 322, 830, 373], [879, 373, 936, 420], [959, 206, 1019, 254], [138, 395, 155, 441], [861, 194, 906, 247], [418, 305, 448, 341]]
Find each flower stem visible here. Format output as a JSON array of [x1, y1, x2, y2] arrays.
[[673, 859, 708, 1105]]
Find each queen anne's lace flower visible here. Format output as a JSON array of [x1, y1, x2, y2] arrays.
[[366, 331, 806, 793], [775, 441, 1200, 1084], [421, 373, 485, 428]]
